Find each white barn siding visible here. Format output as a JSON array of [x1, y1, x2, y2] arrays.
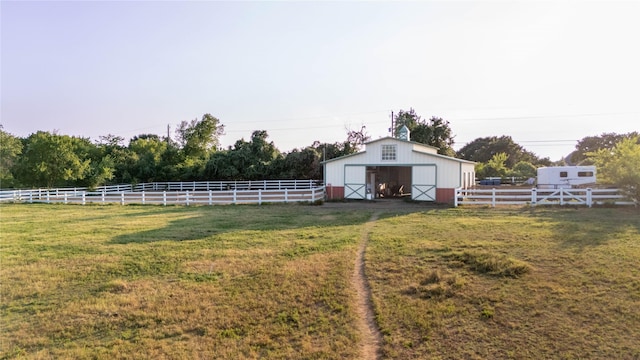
[[324, 156, 350, 187], [412, 165, 437, 201], [344, 165, 366, 199], [323, 137, 475, 202]]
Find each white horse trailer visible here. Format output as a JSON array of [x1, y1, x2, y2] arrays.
[[537, 166, 596, 189]]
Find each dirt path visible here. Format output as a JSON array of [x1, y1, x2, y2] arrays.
[[352, 211, 383, 359]]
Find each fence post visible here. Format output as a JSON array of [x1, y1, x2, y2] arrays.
[[209, 190, 213, 206], [82, 191, 86, 205], [587, 188, 592, 208], [186, 191, 190, 206], [531, 188, 537, 206], [101, 190, 105, 204], [121, 192, 125, 206], [233, 189, 237, 204], [29, 191, 33, 204], [454, 189, 459, 207], [311, 187, 315, 202], [560, 189, 564, 206], [285, 188, 288, 203], [491, 188, 496, 207], [163, 191, 167, 206], [142, 191, 145, 205], [64, 193, 68, 204], [258, 189, 262, 205], [46, 191, 50, 204]]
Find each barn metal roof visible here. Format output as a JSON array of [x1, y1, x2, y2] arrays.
[[321, 137, 475, 165]]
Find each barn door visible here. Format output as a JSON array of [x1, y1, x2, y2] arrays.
[[412, 165, 436, 201], [344, 165, 366, 199]]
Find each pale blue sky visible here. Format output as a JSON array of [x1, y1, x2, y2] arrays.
[[2, 1, 638, 160]]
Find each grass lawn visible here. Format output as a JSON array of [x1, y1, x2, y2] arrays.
[[1, 203, 639, 359], [367, 207, 640, 359], [1, 203, 371, 359]]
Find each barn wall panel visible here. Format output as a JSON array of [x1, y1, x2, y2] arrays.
[[325, 186, 344, 200], [436, 188, 456, 203]]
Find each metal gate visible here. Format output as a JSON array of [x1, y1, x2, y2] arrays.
[[412, 165, 436, 201], [344, 165, 366, 199]]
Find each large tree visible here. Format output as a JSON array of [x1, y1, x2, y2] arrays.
[[275, 147, 322, 180], [175, 113, 225, 159], [588, 136, 640, 203], [0, 127, 23, 188], [14, 131, 91, 188], [475, 152, 509, 179], [456, 135, 549, 168], [394, 109, 455, 156], [569, 132, 640, 165], [125, 136, 171, 183], [205, 130, 282, 180]]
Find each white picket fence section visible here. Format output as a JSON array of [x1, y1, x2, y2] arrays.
[[454, 187, 635, 207], [0, 180, 324, 206], [133, 179, 320, 192]]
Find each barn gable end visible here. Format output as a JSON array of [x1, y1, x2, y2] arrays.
[[323, 137, 475, 203]]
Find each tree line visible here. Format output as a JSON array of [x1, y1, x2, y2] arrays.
[[1, 110, 638, 200], [0, 114, 371, 189]]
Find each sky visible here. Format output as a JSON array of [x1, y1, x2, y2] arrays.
[[1, 1, 638, 161]]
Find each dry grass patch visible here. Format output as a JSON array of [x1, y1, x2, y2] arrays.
[[446, 250, 531, 278], [0, 203, 371, 359], [367, 207, 640, 359]]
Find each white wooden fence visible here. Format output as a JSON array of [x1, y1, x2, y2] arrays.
[[133, 179, 320, 192], [454, 187, 634, 207], [0, 180, 325, 206]]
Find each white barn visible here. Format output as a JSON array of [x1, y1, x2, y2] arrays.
[[323, 137, 475, 203]]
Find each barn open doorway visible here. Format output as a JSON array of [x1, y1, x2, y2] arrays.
[[366, 166, 411, 199]]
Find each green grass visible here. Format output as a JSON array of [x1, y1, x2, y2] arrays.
[[0, 204, 371, 359], [367, 207, 640, 359], [1, 204, 639, 359]]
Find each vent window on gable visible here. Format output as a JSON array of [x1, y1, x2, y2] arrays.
[[381, 144, 397, 161]]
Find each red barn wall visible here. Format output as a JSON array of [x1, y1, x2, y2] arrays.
[[436, 188, 455, 204], [326, 185, 344, 200]]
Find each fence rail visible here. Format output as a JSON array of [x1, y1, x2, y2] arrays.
[[0, 180, 324, 206], [455, 187, 635, 207], [0, 187, 325, 206], [133, 179, 321, 192]]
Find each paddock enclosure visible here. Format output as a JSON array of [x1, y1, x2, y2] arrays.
[[0, 180, 324, 206]]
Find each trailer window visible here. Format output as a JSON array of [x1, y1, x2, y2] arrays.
[[560, 171, 568, 177], [578, 171, 594, 177]]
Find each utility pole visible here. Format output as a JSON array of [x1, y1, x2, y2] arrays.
[[390, 111, 395, 137]]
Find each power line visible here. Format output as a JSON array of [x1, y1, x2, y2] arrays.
[[449, 111, 639, 122]]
